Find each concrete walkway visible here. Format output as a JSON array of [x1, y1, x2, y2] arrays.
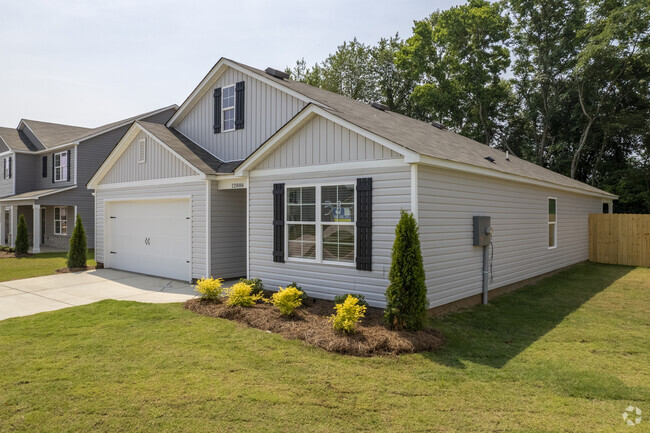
[[0, 269, 205, 321]]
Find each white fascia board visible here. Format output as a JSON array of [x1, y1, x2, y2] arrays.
[[249, 158, 406, 178], [0, 150, 12, 158], [87, 123, 204, 189], [167, 58, 323, 128], [94, 176, 205, 191], [416, 155, 619, 200], [235, 104, 416, 176]]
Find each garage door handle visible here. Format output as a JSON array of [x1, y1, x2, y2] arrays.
[[110, 251, 116, 254], [145, 237, 151, 246]]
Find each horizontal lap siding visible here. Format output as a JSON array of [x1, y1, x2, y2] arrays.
[[0, 154, 13, 198], [95, 181, 207, 279], [256, 116, 400, 169], [100, 131, 196, 185], [177, 67, 307, 162], [36, 146, 76, 190], [418, 165, 603, 307], [210, 184, 246, 279], [249, 165, 411, 307], [15, 154, 36, 194]]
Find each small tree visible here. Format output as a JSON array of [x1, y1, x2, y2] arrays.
[[15, 214, 29, 254], [384, 210, 428, 330], [67, 214, 87, 268]]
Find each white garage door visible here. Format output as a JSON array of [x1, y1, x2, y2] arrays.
[[107, 199, 190, 281]]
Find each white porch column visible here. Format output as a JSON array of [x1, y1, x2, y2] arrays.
[[9, 205, 17, 248], [32, 204, 41, 253], [0, 205, 5, 246]]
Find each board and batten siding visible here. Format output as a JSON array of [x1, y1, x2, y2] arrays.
[[100, 131, 197, 185], [255, 116, 401, 170], [210, 184, 246, 279], [418, 165, 604, 308], [248, 164, 411, 307], [95, 181, 207, 280], [176, 66, 308, 162]]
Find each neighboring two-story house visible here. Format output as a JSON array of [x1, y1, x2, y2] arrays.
[[87, 58, 615, 310], [0, 106, 177, 252]]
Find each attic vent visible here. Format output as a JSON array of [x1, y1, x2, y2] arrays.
[[484, 156, 496, 163], [431, 121, 446, 130], [371, 102, 389, 112], [265, 68, 290, 80]]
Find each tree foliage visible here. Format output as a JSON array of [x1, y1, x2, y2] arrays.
[[287, 0, 650, 212], [15, 214, 28, 254], [67, 214, 87, 269], [384, 211, 428, 331]]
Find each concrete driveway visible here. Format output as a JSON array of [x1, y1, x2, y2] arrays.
[[0, 269, 202, 321]]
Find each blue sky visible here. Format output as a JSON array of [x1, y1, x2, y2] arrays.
[[0, 0, 463, 128]]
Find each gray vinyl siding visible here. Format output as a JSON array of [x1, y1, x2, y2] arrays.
[[210, 183, 246, 279], [95, 181, 207, 280], [418, 165, 603, 308], [99, 131, 197, 185], [248, 164, 411, 307], [20, 126, 42, 149], [176, 66, 308, 162], [256, 116, 401, 170], [0, 154, 13, 198], [15, 153, 37, 194], [36, 146, 77, 190]]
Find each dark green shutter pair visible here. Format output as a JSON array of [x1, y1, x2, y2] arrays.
[[272, 178, 372, 270]]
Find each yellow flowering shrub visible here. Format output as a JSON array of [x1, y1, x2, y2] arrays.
[[194, 277, 224, 300], [329, 295, 367, 333], [268, 286, 303, 316], [226, 282, 264, 307]]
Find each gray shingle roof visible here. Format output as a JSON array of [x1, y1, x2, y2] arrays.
[[21, 120, 92, 149], [0, 127, 39, 152], [137, 121, 242, 175], [232, 60, 614, 198], [0, 186, 76, 202]]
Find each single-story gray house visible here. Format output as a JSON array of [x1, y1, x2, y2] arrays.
[[87, 58, 616, 310]]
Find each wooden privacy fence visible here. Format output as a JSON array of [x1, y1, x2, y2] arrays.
[[589, 214, 650, 267]]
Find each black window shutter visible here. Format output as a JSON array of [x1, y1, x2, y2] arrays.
[[213, 87, 222, 133], [235, 81, 245, 130], [273, 183, 285, 263], [42, 156, 47, 178], [8, 157, 11, 179], [2, 158, 5, 179], [356, 178, 373, 271], [52, 154, 55, 182], [66, 150, 71, 181]]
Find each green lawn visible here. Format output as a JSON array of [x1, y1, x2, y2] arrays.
[[0, 250, 95, 282], [0, 263, 647, 432]]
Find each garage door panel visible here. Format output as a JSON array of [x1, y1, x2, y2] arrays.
[[107, 199, 191, 281]]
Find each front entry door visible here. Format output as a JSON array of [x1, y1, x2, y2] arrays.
[[41, 208, 46, 245]]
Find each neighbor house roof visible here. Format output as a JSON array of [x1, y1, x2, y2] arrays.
[[137, 121, 243, 175], [0, 106, 177, 153], [229, 60, 614, 198]]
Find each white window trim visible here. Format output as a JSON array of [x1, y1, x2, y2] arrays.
[[548, 197, 557, 250], [284, 183, 356, 266], [222, 84, 236, 132], [3, 157, 10, 179], [53, 151, 68, 182], [137, 138, 146, 164], [54, 206, 67, 236]]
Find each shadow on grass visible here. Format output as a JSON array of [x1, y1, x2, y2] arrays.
[[425, 263, 632, 369]]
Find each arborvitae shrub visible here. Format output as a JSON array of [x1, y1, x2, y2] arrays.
[[15, 214, 28, 254], [384, 210, 428, 331], [66, 214, 87, 268]]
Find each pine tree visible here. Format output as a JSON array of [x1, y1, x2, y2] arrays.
[[66, 214, 87, 269], [15, 214, 29, 254], [384, 210, 428, 330]]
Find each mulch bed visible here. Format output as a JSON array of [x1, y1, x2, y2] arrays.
[[55, 266, 96, 273], [184, 296, 444, 357]]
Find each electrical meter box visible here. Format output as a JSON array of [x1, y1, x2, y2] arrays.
[[473, 216, 492, 246]]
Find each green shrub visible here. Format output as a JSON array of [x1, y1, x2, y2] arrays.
[[194, 277, 225, 300], [330, 295, 367, 333], [384, 210, 428, 331], [287, 282, 308, 303], [268, 286, 303, 316], [0, 246, 15, 252], [334, 293, 369, 307], [239, 277, 264, 295], [15, 214, 28, 254], [66, 214, 87, 268], [226, 282, 264, 307]]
